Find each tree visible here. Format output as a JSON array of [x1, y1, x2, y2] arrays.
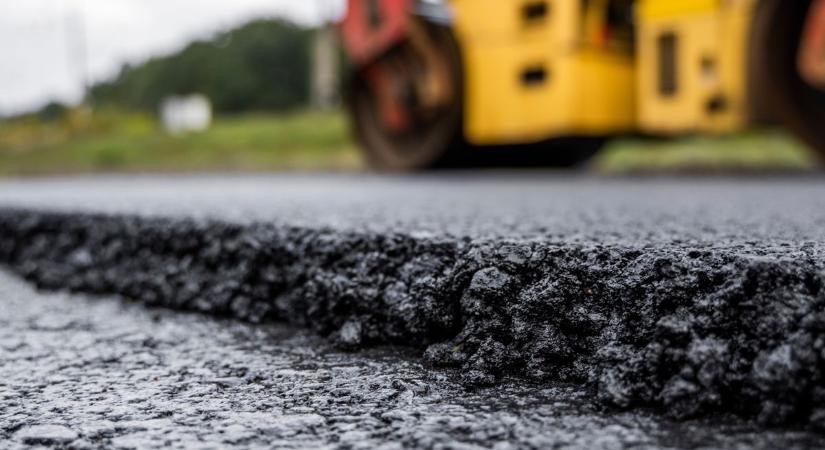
[[91, 19, 314, 114]]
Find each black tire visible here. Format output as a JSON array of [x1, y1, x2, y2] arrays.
[[348, 25, 465, 172], [348, 22, 604, 171], [751, 0, 825, 155]]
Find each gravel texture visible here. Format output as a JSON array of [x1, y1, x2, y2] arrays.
[[3, 270, 824, 449], [1, 174, 825, 432]]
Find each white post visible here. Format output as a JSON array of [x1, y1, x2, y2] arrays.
[[311, 1, 341, 110]]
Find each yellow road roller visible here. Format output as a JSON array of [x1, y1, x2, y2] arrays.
[[341, 0, 825, 171]]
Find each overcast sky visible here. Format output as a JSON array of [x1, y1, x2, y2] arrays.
[[0, 0, 344, 115]]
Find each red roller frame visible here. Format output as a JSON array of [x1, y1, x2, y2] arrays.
[[341, 0, 412, 66], [800, 0, 825, 88]]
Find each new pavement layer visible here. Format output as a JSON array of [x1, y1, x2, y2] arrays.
[[3, 271, 822, 449], [1, 174, 825, 445]]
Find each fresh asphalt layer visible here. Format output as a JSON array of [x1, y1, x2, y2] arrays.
[[1, 174, 825, 448], [2, 270, 822, 450], [7, 270, 825, 450]]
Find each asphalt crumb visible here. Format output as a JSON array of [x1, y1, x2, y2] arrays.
[[4, 270, 825, 450], [1, 209, 825, 430]]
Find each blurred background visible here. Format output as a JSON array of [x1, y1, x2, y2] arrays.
[[0, 0, 817, 175]]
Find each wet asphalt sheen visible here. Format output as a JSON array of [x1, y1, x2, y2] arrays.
[[2, 174, 825, 449]]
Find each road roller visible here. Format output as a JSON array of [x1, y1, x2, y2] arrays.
[[340, 0, 825, 171]]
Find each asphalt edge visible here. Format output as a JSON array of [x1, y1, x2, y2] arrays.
[[1, 208, 824, 429]]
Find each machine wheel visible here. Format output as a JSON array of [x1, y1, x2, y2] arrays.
[[349, 23, 465, 172], [751, 0, 825, 155], [348, 20, 604, 171]]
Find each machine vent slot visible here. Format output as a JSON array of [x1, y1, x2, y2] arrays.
[[523, 1, 549, 23], [706, 95, 729, 114], [522, 66, 548, 86], [658, 32, 678, 96]]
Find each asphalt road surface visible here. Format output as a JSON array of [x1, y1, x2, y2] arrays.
[[0, 174, 824, 243], [2, 271, 823, 450], [2, 174, 825, 448]]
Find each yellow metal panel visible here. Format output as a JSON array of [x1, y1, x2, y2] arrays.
[[717, 0, 756, 128], [451, 0, 579, 45], [462, 40, 566, 143], [638, 0, 720, 19], [572, 51, 638, 132], [450, 0, 757, 142], [462, 41, 636, 144], [637, 0, 756, 134], [452, 0, 637, 144]]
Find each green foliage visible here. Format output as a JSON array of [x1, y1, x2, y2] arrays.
[[595, 131, 817, 173], [36, 102, 70, 122], [0, 110, 361, 175], [0, 108, 814, 175], [91, 20, 314, 114]]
